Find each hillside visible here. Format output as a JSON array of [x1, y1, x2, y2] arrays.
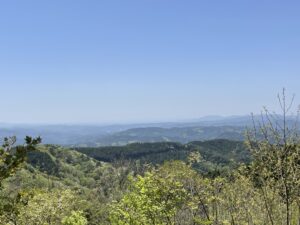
[[0, 141, 249, 224], [3, 145, 127, 195], [3, 140, 249, 192], [75, 139, 250, 173], [0, 145, 131, 224]]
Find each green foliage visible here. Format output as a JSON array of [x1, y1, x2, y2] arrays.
[[0, 188, 82, 225], [0, 136, 41, 185], [245, 90, 300, 225], [110, 161, 193, 225], [0, 144, 132, 225], [109, 159, 300, 225], [62, 211, 88, 225], [0, 141, 299, 225], [16, 189, 77, 225]]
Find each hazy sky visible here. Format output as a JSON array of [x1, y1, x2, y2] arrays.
[[0, 0, 300, 124]]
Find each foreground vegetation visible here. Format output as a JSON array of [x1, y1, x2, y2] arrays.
[[1, 136, 299, 224]]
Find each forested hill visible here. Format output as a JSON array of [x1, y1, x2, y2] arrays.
[[0, 144, 133, 224], [75, 139, 250, 168], [90, 126, 245, 147], [0, 140, 249, 224]]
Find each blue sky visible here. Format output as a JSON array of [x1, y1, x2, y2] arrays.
[[0, 0, 300, 124]]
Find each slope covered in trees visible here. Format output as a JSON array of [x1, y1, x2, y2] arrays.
[[75, 139, 250, 173], [0, 132, 299, 224], [0, 139, 253, 224], [0, 144, 132, 224]]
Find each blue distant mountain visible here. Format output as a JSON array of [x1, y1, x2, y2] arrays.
[[0, 115, 297, 146]]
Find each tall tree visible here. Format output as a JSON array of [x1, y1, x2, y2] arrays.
[[0, 136, 41, 186], [246, 89, 300, 225]]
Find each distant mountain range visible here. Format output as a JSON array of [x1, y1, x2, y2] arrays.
[[0, 115, 297, 146]]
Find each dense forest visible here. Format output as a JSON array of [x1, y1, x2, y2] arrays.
[[1, 94, 300, 225], [75, 140, 250, 175]]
